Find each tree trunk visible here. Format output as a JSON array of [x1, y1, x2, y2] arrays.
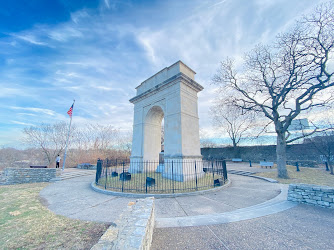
[[276, 132, 289, 179], [232, 140, 239, 158]]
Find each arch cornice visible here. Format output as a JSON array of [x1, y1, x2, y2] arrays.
[[129, 73, 204, 104]]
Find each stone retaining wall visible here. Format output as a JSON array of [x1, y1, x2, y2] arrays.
[[0, 168, 57, 185], [288, 183, 334, 209], [91, 197, 155, 250], [201, 143, 324, 163]]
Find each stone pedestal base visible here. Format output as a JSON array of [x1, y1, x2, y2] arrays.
[[129, 157, 158, 173], [129, 157, 143, 173], [162, 157, 204, 182], [156, 164, 165, 173]]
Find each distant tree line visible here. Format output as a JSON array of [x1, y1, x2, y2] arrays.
[[12, 122, 133, 169]]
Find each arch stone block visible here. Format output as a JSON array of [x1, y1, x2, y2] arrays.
[[129, 61, 203, 178]]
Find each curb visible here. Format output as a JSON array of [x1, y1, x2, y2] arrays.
[[155, 184, 297, 228], [227, 171, 278, 183], [90, 179, 231, 198], [91, 197, 155, 250], [248, 175, 278, 183]]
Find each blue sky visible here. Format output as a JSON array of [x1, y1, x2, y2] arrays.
[[0, 0, 325, 147]]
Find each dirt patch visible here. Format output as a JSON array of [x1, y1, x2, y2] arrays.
[[38, 195, 50, 207]]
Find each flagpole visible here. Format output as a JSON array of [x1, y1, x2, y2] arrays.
[[62, 100, 75, 171]]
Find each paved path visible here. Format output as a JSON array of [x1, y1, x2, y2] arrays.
[[39, 166, 334, 249], [40, 169, 289, 224], [53, 168, 96, 181], [152, 204, 334, 249], [155, 185, 295, 228], [226, 161, 276, 173]]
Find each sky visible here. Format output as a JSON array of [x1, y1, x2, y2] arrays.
[[0, 0, 327, 148]]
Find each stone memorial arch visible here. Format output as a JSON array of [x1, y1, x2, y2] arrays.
[[129, 61, 203, 181]]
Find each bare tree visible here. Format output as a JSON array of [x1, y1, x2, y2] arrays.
[[213, 3, 334, 178], [312, 132, 334, 175], [116, 130, 132, 156], [211, 103, 255, 157], [161, 123, 164, 147], [71, 123, 125, 162], [305, 119, 334, 175], [23, 122, 69, 166], [199, 129, 219, 148], [0, 147, 46, 170]]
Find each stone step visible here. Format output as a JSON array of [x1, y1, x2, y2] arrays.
[[51, 171, 95, 181], [226, 170, 278, 183], [227, 170, 256, 175], [61, 172, 94, 177]]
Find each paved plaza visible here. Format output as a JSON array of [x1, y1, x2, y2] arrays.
[[152, 204, 334, 249], [39, 164, 334, 249], [39, 170, 284, 223]]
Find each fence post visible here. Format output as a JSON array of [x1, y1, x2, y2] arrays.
[[122, 161, 125, 192], [105, 162, 107, 190], [195, 161, 198, 191], [295, 162, 300, 172], [172, 161, 174, 193], [222, 160, 227, 182], [96, 159, 102, 184], [211, 161, 215, 186], [145, 161, 148, 194]]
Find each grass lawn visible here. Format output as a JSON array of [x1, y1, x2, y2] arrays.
[[0, 182, 109, 249], [256, 165, 334, 186]]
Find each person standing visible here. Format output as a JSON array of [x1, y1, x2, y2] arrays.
[[56, 155, 61, 168]]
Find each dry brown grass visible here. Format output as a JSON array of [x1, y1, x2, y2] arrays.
[[0, 183, 109, 249], [256, 165, 334, 186]]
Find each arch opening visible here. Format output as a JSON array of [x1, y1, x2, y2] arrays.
[[143, 106, 164, 164]]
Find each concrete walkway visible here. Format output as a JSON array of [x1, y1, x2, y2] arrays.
[[155, 184, 295, 228], [40, 167, 289, 224], [152, 204, 334, 249], [39, 165, 334, 249]]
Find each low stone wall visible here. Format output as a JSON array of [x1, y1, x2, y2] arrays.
[[201, 143, 325, 163], [92, 197, 155, 250], [288, 183, 334, 209], [0, 168, 57, 185]]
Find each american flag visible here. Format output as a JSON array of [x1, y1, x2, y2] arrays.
[[67, 104, 73, 117]]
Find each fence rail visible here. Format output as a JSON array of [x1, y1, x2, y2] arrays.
[[95, 159, 228, 194]]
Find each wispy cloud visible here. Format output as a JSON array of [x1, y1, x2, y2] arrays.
[[104, 0, 110, 9], [11, 120, 34, 126], [17, 113, 38, 117], [48, 27, 83, 42], [0, 88, 30, 97], [70, 10, 90, 24], [93, 86, 113, 91], [10, 107, 56, 116], [12, 34, 48, 46], [209, 0, 228, 8]]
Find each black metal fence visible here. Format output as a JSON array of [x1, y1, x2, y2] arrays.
[[95, 159, 228, 194]]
